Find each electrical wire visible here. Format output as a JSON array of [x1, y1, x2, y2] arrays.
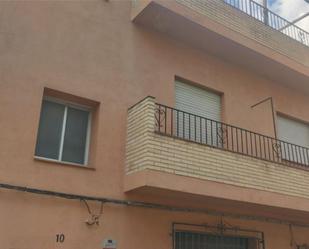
[[1, 182, 309, 229]]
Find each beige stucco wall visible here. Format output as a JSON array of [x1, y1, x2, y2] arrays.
[[1, 188, 309, 249], [1, 1, 308, 197], [0, 0, 309, 248]]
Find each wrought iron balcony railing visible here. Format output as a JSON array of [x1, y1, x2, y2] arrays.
[[155, 103, 309, 168], [224, 0, 309, 47]]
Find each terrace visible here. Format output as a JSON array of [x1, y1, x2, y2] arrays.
[[125, 97, 309, 213], [222, 0, 308, 47], [132, 0, 309, 92]]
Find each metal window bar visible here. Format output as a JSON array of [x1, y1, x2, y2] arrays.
[[155, 103, 309, 168], [172, 223, 265, 249], [175, 231, 252, 249]]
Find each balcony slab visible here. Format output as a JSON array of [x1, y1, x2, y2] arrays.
[[132, 0, 309, 92], [125, 97, 309, 217]]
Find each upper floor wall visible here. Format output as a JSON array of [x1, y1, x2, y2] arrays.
[[132, 0, 309, 92], [0, 0, 308, 202]]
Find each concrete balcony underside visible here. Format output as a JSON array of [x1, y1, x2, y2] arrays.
[[132, 0, 309, 93], [125, 97, 309, 221], [125, 170, 309, 223]]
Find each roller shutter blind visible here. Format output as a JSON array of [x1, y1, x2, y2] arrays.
[[277, 116, 309, 148], [175, 80, 221, 122], [277, 115, 309, 164], [174, 80, 221, 145]]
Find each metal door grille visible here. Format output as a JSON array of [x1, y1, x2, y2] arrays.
[[175, 231, 248, 249]]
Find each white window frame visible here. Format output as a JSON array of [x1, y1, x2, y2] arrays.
[[35, 96, 92, 166]]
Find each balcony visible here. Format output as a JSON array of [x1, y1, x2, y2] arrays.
[[216, 0, 309, 47], [131, 0, 309, 92], [125, 97, 309, 214]]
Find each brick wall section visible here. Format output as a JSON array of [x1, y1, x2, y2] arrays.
[[126, 96, 156, 174], [126, 97, 309, 199], [175, 0, 309, 67]]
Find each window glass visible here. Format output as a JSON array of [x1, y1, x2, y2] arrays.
[[62, 107, 89, 164], [35, 98, 91, 166], [35, 100, 65, 159]]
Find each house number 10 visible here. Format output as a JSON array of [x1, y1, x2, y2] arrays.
[[56, 234, 65, 243]]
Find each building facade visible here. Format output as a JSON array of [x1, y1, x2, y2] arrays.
[[0, 0, 309, 248]]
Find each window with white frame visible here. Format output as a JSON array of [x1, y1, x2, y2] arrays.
[[35, 97, 92, 166]]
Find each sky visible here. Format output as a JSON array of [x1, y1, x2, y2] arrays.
[[261, 0, 309, 31]]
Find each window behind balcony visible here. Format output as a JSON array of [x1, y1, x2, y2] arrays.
[[277, 115, 309, 165], [174, 80, 221, 146]]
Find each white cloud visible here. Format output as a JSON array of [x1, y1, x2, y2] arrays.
[[268, 0, 309, 31]]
